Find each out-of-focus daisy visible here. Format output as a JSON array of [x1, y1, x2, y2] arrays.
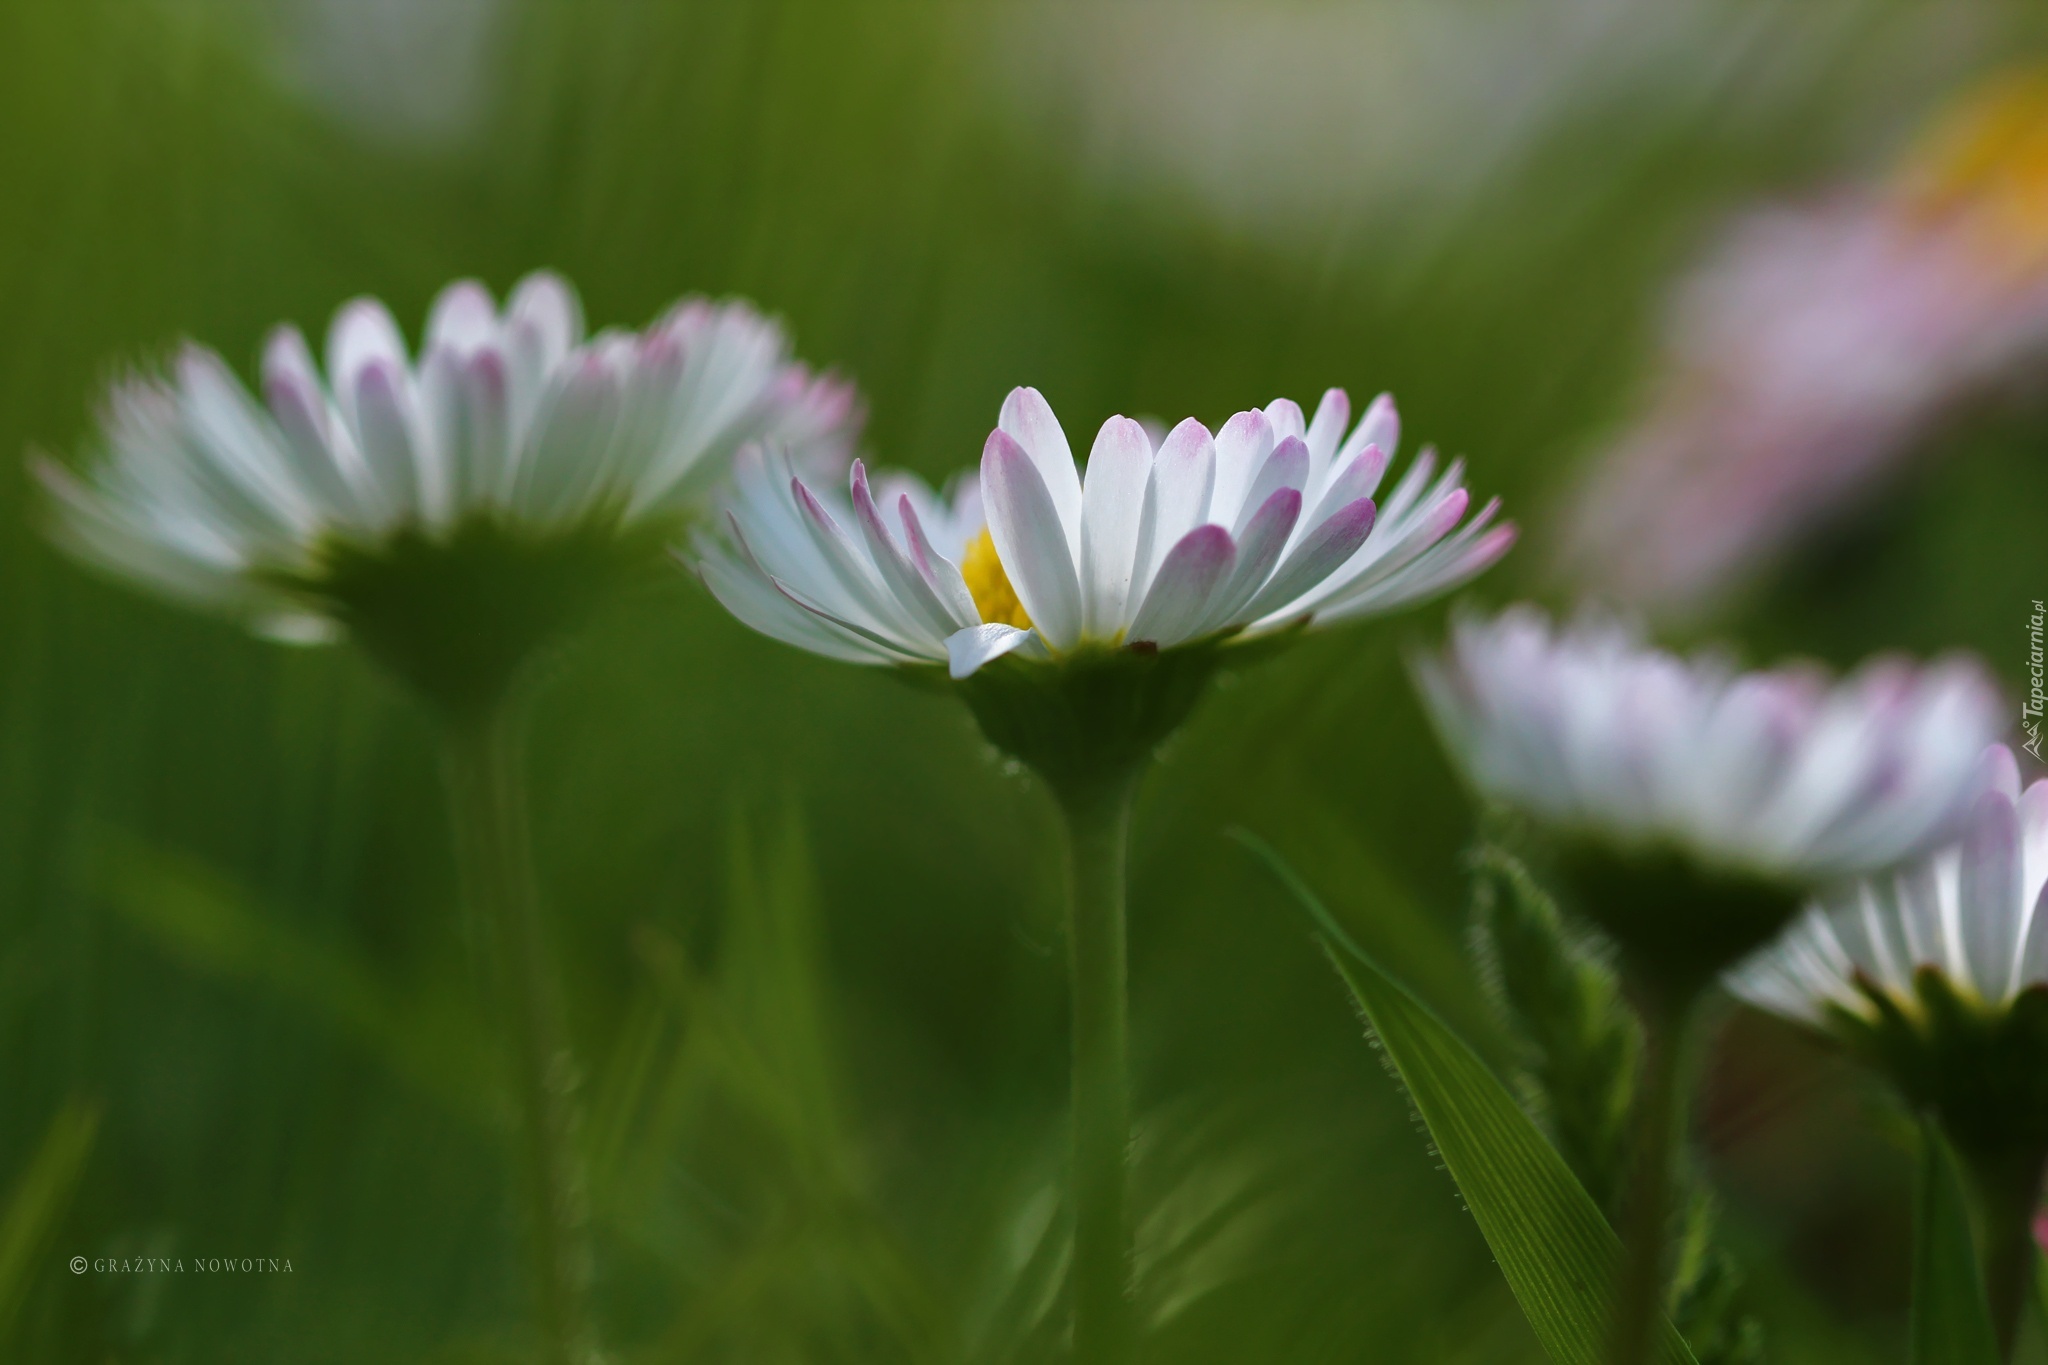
[[1417, 607, 2005, 902], [1415, 605, 2004, 1365], [699, 385, 1512, 688], [1733, 745, 2048, 1027], [39, 270, 856, 710], [693, 383, 1509, 1364], [1730, 744, 2048, 1353], [33, 271, 857, 1365], [1559, 68, 2048, 619]]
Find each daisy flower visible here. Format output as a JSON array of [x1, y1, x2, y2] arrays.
[[698, 384, 1512, 684], [1732, 745, 2048, 1026], [39, 270, 857, 710], [32, 271, 857, 1365], [1415, 607, 2005, 893], [1730, 744, 2048, 1353], [692, 382, 1510, 1365]]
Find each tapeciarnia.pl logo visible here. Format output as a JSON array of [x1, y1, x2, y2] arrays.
[[2026, 598, 2045, 762]]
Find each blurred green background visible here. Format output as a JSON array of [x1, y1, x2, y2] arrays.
[[3, 1, 2046, 1360]]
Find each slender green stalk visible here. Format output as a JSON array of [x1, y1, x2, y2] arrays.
[[1055, 774, 1139, 1365], [1958, 1142, 2048, 1360], [1607, 989, 1699, 1365], [443, 701, 596, 1365]]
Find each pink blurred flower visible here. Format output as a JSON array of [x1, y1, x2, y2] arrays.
[[1559, 70, 2048, 618]]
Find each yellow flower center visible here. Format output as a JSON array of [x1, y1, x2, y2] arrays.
[[960, 525, 1033, 630], [1896, 66, 2048, 272]]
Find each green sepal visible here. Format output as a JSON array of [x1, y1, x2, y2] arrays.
[[1829, 972, 2048, 1165], [266, 509, 679, 717], [1556, 844, 1803, 1005], [940, 619, 1311, 798], [950, 640, 1227, 800]]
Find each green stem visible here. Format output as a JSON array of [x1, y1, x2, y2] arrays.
[[1607, 987, 1700, 1365], [443, 702, 595, 1365], [1958, 1142, 2047, 1361], [1055, 774, 1139, 1365]]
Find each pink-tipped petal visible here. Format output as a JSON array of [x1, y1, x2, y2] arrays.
[[850, 462, 966, 638], [1308, 443, 1391, 525], [507, 270, 584, 361], [1207, 487, 1303, 629], [326, 298, 410, 419], [425, 279, 497, 353], [1212, 409, 1275, 513], [997, 386, 1082, 545], [895, 493, 981, 626], [1262, 397, 1306, 443], [1342, 392, 1399, 466], [1303, 388, 1351, 468], [1979, 743, 2024, 803], [1240, 496, 1377, 621], [1126, 523, 1237, 647], [788, 475, 923, 645], [1131, 417, 1216, 592], [1234, 435, 1309, 536]]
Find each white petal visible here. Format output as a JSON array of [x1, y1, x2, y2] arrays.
[[352, 362, 426, 523], [996, 386, 1082, 551], [262, 327, 372, 525], [513, 359, 620, 521], [1210, 409, 1273, 522], [1078, 416, 1151, 636], [1304, 444, 1390, 531], [425, 279, 498, 354], [1130, 417, 1215, 595], [1302, 388, 1351, 475], [981, 429, 1083, 650], [785, 475, 928, 646], [1262, 398, 1305, 443], [947, 623, 1038, 678], [1958, 787, 2023, 998]]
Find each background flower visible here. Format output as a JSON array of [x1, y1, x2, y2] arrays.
[[1557, 68, 2048, 619], [38, 271, 857, 645], [1731, 745, 2048, 1023], [1415, 607, 2006, 884]]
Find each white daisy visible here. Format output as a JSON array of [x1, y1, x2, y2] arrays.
[[1731, 745, 2048, 1023], [695, 385, 1513, 680], [38, 270, 858, 646], [1414, 606, 2005, 886]]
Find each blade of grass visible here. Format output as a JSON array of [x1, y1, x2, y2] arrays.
[[1234, 828, 1697, 1365], [0, 1099, 98, 1345]]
